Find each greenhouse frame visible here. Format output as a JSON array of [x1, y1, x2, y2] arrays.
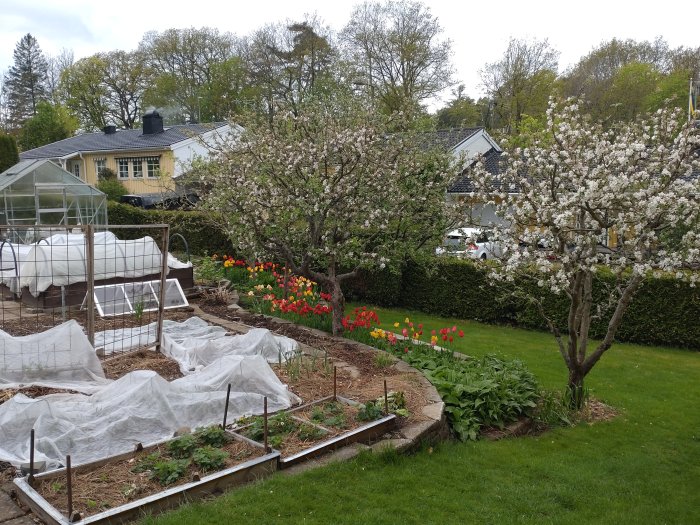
[[0, 159, 107, 243]]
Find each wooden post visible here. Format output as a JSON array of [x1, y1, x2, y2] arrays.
[[263, 397, 269, 453], [155, 225, 169, 352], [333, 366, 337, 401], [222, 384, 231, 429], [85, 225, 95, 346], [384, 379, 389, 415], [66, 455, 73, 521], [28, 429, 35, 485]]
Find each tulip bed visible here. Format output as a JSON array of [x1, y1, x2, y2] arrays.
[[197, 255, 541, 441]]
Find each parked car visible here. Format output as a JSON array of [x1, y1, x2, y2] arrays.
[[436, 227, 504, 260], [120, 192, 199, 210]]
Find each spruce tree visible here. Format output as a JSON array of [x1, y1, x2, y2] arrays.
[[3, 34, 49, 128]]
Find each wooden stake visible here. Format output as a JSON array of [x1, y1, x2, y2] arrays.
[[28, 429, 35, 485], [222, 384, 231, 429], [66, 455, 73, 521], [333, 366, 337, 401], [263, 397, 269, 453], [384, 379, 389, 415]]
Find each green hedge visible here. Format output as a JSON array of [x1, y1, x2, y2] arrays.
[[107, 202, 231, 256], [345, 258, 700, 350]]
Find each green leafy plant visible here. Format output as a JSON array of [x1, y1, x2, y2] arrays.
[[167, 434, 197, 459], [310, 402, 348, 429], [131, 452, 161, 473], [194, 426, 231, 448], [150, 459, 190, 486], [297, 423, 327, 441], [357, 401, 383, 422], [192, 446, 229, 472], [133, 300, 145, 322]]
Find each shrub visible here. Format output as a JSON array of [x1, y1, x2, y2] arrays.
[[96, 177, 128, 201], [348, 258, 700, 349], [0, 133, 19, 173], [107, 201, 232, 256]]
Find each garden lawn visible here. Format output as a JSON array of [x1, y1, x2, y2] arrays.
[[143, 305, 700, 525]]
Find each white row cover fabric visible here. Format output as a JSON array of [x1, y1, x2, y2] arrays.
[[161, 317, 299, 373], [95, 317, 299, 372], [0, 317, 301, 469], [0, 231, 191, 297], [0, 355, 299, 469], [15, 236, 163, 296], [0, 320, 108, 393]]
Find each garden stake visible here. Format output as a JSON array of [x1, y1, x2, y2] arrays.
[[28, 429, 34, 485], [263, 397, 269, 453], [333, 366, 337, 401], [384, 379, 389, 415], [222, 383, 232, 429], [66, 455, 73, 521]]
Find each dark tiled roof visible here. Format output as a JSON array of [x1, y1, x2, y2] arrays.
[[20, 122, 228, 160], [449, 148, 505, 193], [414, 128, 482, 152]]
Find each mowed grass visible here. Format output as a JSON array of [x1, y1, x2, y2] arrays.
[[143, 304, 700, 525]]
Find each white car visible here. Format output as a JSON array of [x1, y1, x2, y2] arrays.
[[436, 227, 503, 260]]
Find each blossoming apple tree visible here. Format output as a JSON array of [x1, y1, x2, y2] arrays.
[[196, 94, 455, 335], [473, 99, 700, 406]]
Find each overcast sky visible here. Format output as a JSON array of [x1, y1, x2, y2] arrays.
[[1, 0, 696, 106]]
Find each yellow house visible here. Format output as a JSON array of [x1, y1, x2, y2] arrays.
[[19, 111, 235, 195]]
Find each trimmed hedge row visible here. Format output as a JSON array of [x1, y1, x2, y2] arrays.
[[345, 258, 700, 350], [107, 202, 231, 256]]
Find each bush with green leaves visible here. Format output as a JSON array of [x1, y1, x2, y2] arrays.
[[347, 258, 700, 349], [399, 346, 538, 440]]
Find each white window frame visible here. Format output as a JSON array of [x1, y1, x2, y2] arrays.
[[72, 162, 81, 178], [132, 159, 143, 178], [91, 278, 189, 317], [117, 158, 129, 179], [146, 157, 160, 178], [95, 158, 106, 178]]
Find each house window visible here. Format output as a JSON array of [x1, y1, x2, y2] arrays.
[[146, 157, 160, 178], [95, 159, 106, 178], [117, 159, 129, 179], [72, 162, 80, 178], [132, 159, 143, 178]]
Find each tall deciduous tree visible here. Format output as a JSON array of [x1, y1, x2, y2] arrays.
[[139, 27, 236, 123], [435, 85, 485, 129], [61, 51, 147, 130], [3, 34, 49, 128], [341, 0, 453, 120], [19, 101, 77, 151], [480, 38, 559, 134], [241, 18, 336, 123], [560, 37, 686, 122], [194, 92, 455, 334], [472, 99, 700, 407], [46, 48, 74, 104]]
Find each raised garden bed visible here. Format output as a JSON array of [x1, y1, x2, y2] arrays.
[[14, 426, 278, 525], [234, 395, 397, 468]]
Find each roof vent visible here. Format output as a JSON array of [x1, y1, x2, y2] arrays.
[[143, 110, 164, 135], [103, 124, 117, 135]]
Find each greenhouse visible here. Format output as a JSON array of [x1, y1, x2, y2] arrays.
[[0, 159, 106, 242]]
